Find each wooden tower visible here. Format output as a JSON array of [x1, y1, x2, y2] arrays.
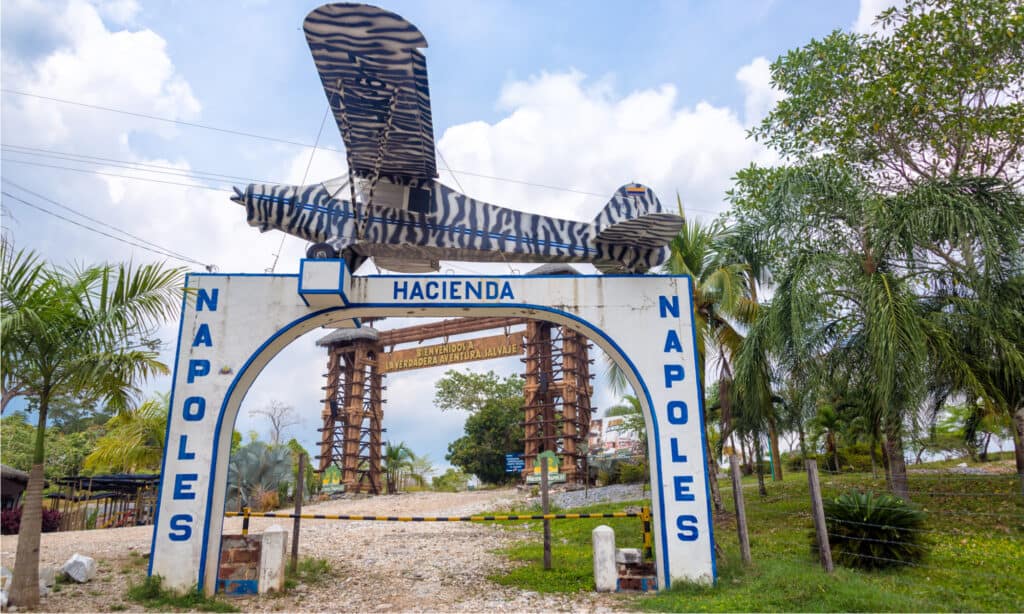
[[316, 328, 385, 494]]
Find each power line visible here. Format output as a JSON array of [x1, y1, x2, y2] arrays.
[[2, 178, 204, 265], [2, 88, 725, 213], [2, 143, 272, 184], [2, 88, 327, 151], [1, 158, 229, 191], [0, 189, 209, 268]]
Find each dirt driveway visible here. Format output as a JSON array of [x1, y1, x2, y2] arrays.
[[2, 488, 634, 612]]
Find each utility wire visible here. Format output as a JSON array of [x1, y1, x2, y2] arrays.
[[1, 158, 228, 191], [2, 143, 272, 184], [270, 105, 332, 273], [436, 146, 466, 194], [2, 178, 203, 265], [1, 190, 209, 267], [3, 89, 726, 214]]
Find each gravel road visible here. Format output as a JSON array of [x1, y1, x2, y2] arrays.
[[2, 488, 638, 612]]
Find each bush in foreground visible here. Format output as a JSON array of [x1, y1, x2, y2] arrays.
[[816, 490, 928, 570]]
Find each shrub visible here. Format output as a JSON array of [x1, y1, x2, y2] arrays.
[[618, 461, 648, 484], [815, 490, 928, 570], [0, 507, 62, 534]]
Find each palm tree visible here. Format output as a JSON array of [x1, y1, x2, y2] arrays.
[[663, 202, 754, 511], [1, 242, 183, 608], [83, 393, 169, 473], [382, 441, 415, 494], [729, 160, 1023, 499]]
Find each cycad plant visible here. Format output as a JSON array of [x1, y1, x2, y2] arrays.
[[817, 490, 928, 570]]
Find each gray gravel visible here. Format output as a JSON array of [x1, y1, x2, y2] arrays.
[[2, 488, 639, 612], [532, 484, 649, 511]]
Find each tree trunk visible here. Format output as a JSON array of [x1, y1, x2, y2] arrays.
[[869, 439, 879, 479], [883, 420, 910, 500], [797, 419, 808, 471], [10, 389, 49, 608], [1012, 406, 1024, 496], [979, 432, 991, 462], [767, 416, 783, 481], [705, 433, 724, 514], [740, 436, 752, 475], [753, 434, 767, 497]]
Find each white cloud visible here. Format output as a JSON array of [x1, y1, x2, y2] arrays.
[[438, 69, 775, 223], [735, 56, 785, 126], [853, 0, 905, 34]]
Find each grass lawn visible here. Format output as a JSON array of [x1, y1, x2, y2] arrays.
[[488, 463, 1023, 612]]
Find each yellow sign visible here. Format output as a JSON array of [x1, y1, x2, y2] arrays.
[[379, 333, 522, 373]]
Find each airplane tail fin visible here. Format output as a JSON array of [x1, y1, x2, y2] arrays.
[[593, 183, 683, 248]]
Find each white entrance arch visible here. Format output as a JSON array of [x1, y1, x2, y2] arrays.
[[148, 260, 715, 593]]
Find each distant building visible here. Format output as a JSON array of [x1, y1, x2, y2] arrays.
[[588, 416, 642, 454]]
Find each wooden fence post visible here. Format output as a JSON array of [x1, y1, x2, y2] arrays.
[[806, 459, 834, 572], [291, 452, 305, 572], [541, 455, 551, 570], [729, 455, 752, 565]]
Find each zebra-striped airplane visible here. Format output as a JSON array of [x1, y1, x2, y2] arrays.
[[231, 3, 684, 274]]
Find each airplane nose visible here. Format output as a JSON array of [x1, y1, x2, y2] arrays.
[[230, 186, 246, 205]]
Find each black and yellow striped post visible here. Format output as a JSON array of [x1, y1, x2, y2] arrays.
[[641, 506, 652, 559], [225, 511, 640, 522], [241, 507, 250, 536]]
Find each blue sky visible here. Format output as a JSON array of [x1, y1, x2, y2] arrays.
[[1, 0, 893, 476]]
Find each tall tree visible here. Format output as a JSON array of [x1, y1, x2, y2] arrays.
[[663, 208, 755, 510], [0, 242, 182, 608], [438, 370, 524, 484], [753, 0, 1024, 191], [251, 399, 299, 445]]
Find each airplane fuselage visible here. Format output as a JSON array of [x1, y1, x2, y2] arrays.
[[233, 180, 673, 273]]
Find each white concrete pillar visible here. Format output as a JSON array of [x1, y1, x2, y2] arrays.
[[258, 525, 288, 594], [592, 525, 617, 592]]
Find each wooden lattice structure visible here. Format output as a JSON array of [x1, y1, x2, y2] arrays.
[[521, 321, 594, 484], [316, 328, 385, 494], [316, 307, 594, 490]]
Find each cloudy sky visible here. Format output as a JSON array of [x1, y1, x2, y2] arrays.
[[1, 0, 897, 475]]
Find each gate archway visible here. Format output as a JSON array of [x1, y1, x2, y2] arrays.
[[148, 261, 715, 593]]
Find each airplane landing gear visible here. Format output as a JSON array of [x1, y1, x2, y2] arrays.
[[306, 242, 339, 259]]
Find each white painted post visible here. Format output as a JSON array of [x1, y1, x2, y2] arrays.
[[592, 525, 617, 592], [258, 525, 288, 594]]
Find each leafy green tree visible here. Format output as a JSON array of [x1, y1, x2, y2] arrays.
[[0, 412, 35, 471], [25, 393, 112, 432], [434, 369, 522, 414], [0, 242, 182, 608], [753, 0, 1024, 191], [431, 468, 468, 492], [439, 370, 524, 484], [84, 394, 168, 473]]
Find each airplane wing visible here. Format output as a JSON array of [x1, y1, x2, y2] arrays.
[[304, 3, 437, 183]]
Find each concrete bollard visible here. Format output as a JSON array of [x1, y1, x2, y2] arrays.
[[592, 525, 617, 592], [258, 525, 289, 594]]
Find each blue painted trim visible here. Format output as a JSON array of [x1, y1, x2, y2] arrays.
[[198, 306, 346, 589], [685, 275, 717, 583], [148, 274, 192, 577]]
